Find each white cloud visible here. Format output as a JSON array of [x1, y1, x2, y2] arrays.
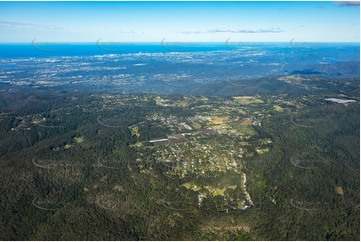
[[334, 1, 360, 6], [0, 20, 64, 30], [181, 28, 283, 34]]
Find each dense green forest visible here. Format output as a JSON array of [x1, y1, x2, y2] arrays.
[[248, 103, 360, 240], [0, 92, 359, 240]]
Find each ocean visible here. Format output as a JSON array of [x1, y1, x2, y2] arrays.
[[0, 42, 359, 59]]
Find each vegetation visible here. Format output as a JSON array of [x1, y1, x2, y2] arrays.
[[0, 91, 359, 240]]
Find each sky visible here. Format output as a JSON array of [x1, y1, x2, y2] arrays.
[[0, 1, 359, 43]]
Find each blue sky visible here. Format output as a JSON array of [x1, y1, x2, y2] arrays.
[[0, 1, 359, 43]]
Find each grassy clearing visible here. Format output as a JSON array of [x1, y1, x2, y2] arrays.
[[240, 118, 252, 126], [182, 182, 201, 191], [207, 185, 237, 196], [174, 101, 189, 107], [233, 96, 263, 104], [259, 138, 272, 145], [130, 126, 140, 137], [155, 97, 163, 106], [256, 147, 270, 155], [129, 141, 143, 147], [238, 109, 246, 115], [274, 105, 284, 112], [210, 116, 228, 125], [193, 123, 202, 129], [239, 141, 250, 146], [335, 186, 344, 195], [74, 136, 84, 143], [237, 126, 257, 137]]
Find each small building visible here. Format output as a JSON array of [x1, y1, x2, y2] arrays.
[[325, 98, 356, 104], [149, 139, 170, 146]]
